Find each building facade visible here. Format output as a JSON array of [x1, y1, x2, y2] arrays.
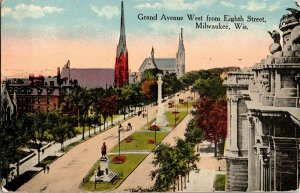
[[138, 28, 185, 81], [225, 8, 300, 191], [114, 1, 129, 88], [2, 68, 71, 115]]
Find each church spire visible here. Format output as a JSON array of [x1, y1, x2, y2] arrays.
[[151, 46, 158, 69], [114, 1, 129, 88], [178, 28, 184, 52], [117, 1, 127, 57]]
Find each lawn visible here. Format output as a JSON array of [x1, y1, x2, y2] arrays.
[[110, 131, 168, 152], [176, 101, 193, 109], [214, 174, 226, 191], [81, 154, 147, 191], [165, 111, 188, 127], [75, 114, 122, 134]]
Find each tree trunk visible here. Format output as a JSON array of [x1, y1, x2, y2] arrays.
[[88, 126, 91, 137], [103, 118, 106, 130], [94, 126, 96, 134], [214, 141, 217, 157], [111, 115, 113, 126], [61, 142, 64, 151], [77, 109, 80, 126], [123, 107, 126, 120], [184, 175, 186, 189], [37, 148, 41, 164], [17, 157, 20, 179], [181, 175, 183, 191], [82, 121, 85, 140]]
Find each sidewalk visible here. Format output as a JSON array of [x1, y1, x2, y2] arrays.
[[18, 104, 158, 192], [14, 112, 132, 177], [180, 141, 226, 192]]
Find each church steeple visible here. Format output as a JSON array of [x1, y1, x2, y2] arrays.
[[176, 28, 185, 78], [116, 1, 127, 57], [151, 46, 158, 69], [114, 1, 129, 88]]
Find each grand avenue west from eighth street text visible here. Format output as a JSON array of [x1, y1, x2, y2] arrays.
[[137, 14, 267, 23]]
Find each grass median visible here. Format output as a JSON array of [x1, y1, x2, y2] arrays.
[[81, 154, 147, 191]]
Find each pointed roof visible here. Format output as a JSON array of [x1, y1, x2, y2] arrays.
[[116, 1, 127, 57], [151, 47, 158, 69], [177, 28, 185, 53]]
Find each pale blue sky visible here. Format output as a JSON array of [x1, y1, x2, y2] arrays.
[[2, 0, 298, 41]]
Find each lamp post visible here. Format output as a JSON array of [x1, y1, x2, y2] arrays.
[[147, 105, 148, 124], [154, 121, 157, 145], [174, 102, 177, 127], [118, 125, 121, 157]]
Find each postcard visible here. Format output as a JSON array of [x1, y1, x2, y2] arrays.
[[1, 0, 300, 192]]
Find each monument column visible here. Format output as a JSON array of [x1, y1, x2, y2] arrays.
[[156, 74, 167, 126]]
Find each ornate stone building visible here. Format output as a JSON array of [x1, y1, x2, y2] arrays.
[[225, 8, 300, 191], [114, 1, 129, 88]]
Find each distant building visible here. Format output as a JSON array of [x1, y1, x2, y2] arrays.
[[138, 28, 185, 81], [1, 83, 17, 121], [60, 60, 114, 89], [129, 72, 138, 84], [114, 1, 129, 88], [2, 68, 68, 115], [225, 8, 300, 191]]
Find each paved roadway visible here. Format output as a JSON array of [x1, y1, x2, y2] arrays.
[[18, 91, 192, 192]]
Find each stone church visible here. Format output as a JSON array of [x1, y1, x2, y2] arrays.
[[1, 83, 17, 121], [137, 28, 185, 81], [225, 7, 300, 191]]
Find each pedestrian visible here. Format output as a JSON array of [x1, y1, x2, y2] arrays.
[[46, 165, 50, 174], [127, 123, 132, 131], [43, 165, 46, 174], [119, 124, 123, 131], [101, 142, 107, 159]]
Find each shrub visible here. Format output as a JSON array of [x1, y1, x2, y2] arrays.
[[175, 116, 179, 121], [148, 138, 155, 144], [149, 125, 160, 131], [111, 155, 126, 164], [125, 136, 133, 143]]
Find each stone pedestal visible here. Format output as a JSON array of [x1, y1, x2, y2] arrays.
[[155, 74, 168, 126]]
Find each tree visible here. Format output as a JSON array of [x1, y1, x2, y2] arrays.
[[193, 77, 226, 100], [195, 97, 227, 157], [49, 113, 77, 151], [141, 79, 157, 103], [29, 112, 49, 164], [151, 144, 178, 192], [64, 87, 91, 140], [184, 120, 203, 145]]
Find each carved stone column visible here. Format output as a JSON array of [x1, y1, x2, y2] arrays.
[[248, 116, 255, 191], [230, 97, 239, 152]]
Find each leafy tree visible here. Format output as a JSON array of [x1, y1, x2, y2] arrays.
[[28, 112, 49, 164], [141, 79, 157, 103], [49, 113, 77, 151], [64, 87, 91, 140], [184, 120, 203, 145], [195, 97, 227, 157], [151, 144, 178, 191], [193, 77, 226, 100]]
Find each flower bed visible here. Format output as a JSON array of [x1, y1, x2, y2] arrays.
[[148, 125, 160, 131], [148, 138, 155, 144], [125, 136, 133, 143], [111, 155, 126, 164]]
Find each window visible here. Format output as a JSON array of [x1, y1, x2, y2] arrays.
[[38, 97, 41, 103], [47, 98, 50, 104]]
